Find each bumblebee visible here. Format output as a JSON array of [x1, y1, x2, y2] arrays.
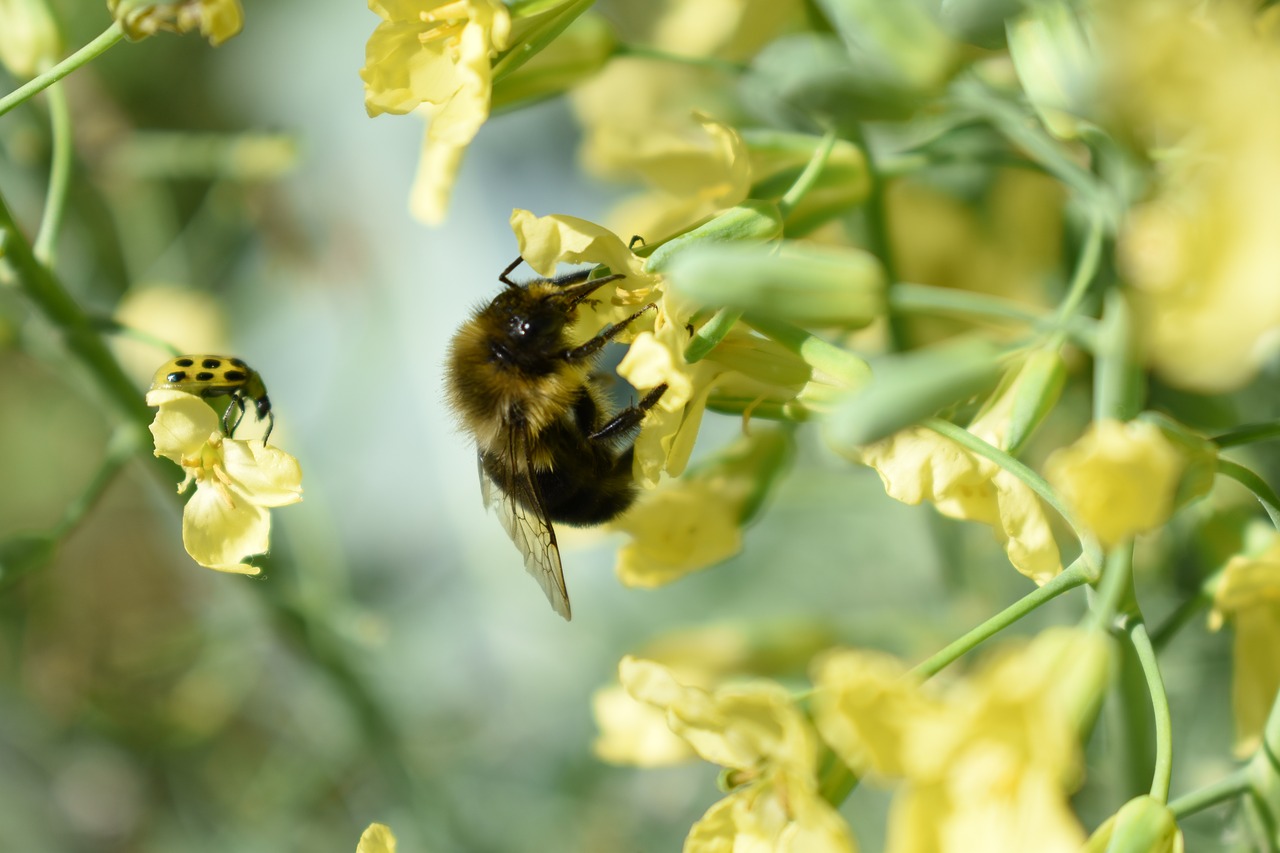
[[149, 354, 274, 443], [445, 257, 668, 620]]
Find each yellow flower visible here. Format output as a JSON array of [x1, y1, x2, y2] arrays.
[[108, 0, 243, 45], [853, 425, 1062, 584], [1209, 529, 1280, 756], [356, 823, 396, 853], [813, 629, 1108, 853], [611, 429, 789, 587], [147, 389, 302, 574], [1083, 796, 1184, 853], [1106, 0, 1280, 392], [0, 0, 60, 77], [1044, 419, 1183, 549], [361, 0, 511, 224], [619, 656, 857, 852]]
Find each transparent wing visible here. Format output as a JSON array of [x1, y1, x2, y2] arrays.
[[476, 445, 571, 621]]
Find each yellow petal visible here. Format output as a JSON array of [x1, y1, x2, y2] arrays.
[[356, 822, 397, 853], [148, 392, 220, 461], [1044, 419, 1184, 548], [182, 483, 270, 572], [221, 439, 303, 508], [592, 684, 695, 767], [685, 780, 857, 853], [613, 479, 743, 588]]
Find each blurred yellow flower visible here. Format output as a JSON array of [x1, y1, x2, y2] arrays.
[[108, 0, 243, 45], [1209, 530, 1280, 756], [1044, 419, 1183, 549], [356, 823, 396, 853], [1083, 796, 1184, 853], [855, 424, 1063, 584], [361, 0, 511, 224], [112, 285, 230, 386], [147, 389, 302, 575], [618, 656, 857, 852], [1107, 0, 1280, 391], [813, 629, 1108, 853], [0, 0, 60, 77]]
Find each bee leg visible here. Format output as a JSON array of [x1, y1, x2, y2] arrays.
[[499, 255, 525, 288], [564, 303, 657, 361], [589, 384, 668, 442]]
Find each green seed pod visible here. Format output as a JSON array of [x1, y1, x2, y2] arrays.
[[824, 337, 1004, 448], [491, 12, 615, 112], [666, 240, 885, 328]]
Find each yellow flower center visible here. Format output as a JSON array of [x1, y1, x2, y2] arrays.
[[181, 434, 238, 509]]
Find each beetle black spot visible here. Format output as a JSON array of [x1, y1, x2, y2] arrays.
[[196, 372, 216, 381], [224, 370, 247, 382], [230, 358, 246, 368], [202, 358, 222, 369], [176, 358, 194, 367], [167, 371, 188, 383]]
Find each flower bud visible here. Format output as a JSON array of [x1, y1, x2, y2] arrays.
[[1004, 347, 1067, 455], [1083, 796, 1183, 853], [1007, 0, 1097, 139], [644, 201, 784, 274], [0, 0, 61, 78], [108, 0, 244, 46]]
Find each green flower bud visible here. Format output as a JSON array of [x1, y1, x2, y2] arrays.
[[1004, 347, 1067, 455], [824, 337, 1004, 447], [644, 201, 784, 274], [1007, 0, 1097, 140], [491, 12, 614, 112], [666, 240, 884, 328], [0, 0, 61, 78], [816, 0, 957, 90], [1083, 796, 1183, 853]]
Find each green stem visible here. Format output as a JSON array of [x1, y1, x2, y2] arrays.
[[818, 753, 859, 806], [777, 128, 837, 218], [685, 307, 743, 363], [1213, 421, 1280, 449], [848, 124, 904, 351], [609, 44, 746, 74], [1168, 769, 1251, 819], [1090, 542, 1135, 631], [922, 417, 1104, 571], [0, 23, 125, 118], [1217, 459, 1280, 532], [889, 282, 1099, 350], [34, 82, 73, 264], [1053, 210, 1105, 326], [912, 557, 1092, 678], [0, 188, 152, 427], [52, 427, 142, 538], [1150, 570, 1221, 651], [1127, 618, 1173, 802]]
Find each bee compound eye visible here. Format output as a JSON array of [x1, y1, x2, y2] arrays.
[[509, 316, 532, 338]]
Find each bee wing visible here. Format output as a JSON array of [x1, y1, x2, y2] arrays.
[[476, 451, 572, 621]]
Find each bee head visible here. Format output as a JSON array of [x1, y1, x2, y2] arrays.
[[489, 285, 572, 349]]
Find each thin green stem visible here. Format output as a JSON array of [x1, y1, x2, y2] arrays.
[[0, 188, 152, 427], [818, 754, 859, 806], [889, 282, 1099, 350], [1090, 543, 1135, 632], [1168, 769, 1251, 819], [1213, 421, 1280, 449], [1127, 618, 1173, 802], [52, 427, 142, 538], [1217, 459, 1280, 532], [923, 417, 1104, 571], [609, 44, 746, 74], [0, 23, 125, 118], [1053, 211, 1105, 326], [89, 315, 182, 357], [778, 129, 837, 218], [912, 557, 1092, 678], [1150, 570, 1221, 651], [34, 82, 73, 264], [685, 307, 743, 363]]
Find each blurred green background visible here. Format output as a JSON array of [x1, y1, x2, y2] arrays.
[[0, 1, 1268, 851]]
